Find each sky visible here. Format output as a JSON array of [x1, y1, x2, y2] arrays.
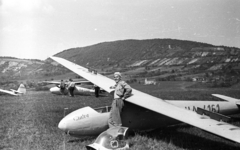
[[0, 0, 240, 60]]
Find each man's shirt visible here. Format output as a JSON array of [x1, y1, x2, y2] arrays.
[[113, 80, 132, 99], [68, 82, 75, 88]]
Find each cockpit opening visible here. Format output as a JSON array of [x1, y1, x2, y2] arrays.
[[94, 106, 112, 113]]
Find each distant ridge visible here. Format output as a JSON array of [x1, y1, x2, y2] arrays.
[[0, 57, 68, 80], [0, 56, 44, 64], [54, 38, 239, 68]]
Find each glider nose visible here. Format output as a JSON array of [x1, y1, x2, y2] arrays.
[[58, 119, 67, 131], [50, 88, 54, 93]]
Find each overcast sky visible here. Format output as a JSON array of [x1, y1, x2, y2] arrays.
[[0, 0, 240, 60]]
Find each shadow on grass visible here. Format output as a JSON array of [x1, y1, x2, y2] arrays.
[[67, 136, 95, 143], [131, 124, 240, 150]]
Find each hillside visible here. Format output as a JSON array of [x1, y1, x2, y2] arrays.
[[0, 57, 68, 81], [1, 38, 240, 87], [53, 39, 239, 68], [52, 39, 240, 86], [54, 39, 216, 67]]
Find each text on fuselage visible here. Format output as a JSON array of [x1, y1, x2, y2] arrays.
[[73, 114, 89, 121], [185, 104, 220, 113]]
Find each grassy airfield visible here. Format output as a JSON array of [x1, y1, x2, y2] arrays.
[[1, 81, 240, 150]]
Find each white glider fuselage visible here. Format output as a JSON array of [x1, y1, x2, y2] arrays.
[[50, 86, 94, 95], [58, 98, 240, 137]]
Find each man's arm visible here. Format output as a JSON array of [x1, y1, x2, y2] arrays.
[[121, 81, 132, 99]]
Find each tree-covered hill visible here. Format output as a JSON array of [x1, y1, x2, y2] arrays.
[[53, 39, 239, 68]]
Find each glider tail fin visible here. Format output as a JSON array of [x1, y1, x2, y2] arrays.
[[212, 94, 240, 109], [17, 84, 26, 94], [212, 94, 239, 103]]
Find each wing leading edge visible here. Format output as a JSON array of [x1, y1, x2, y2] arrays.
[[50, 56, 240, 143], [43, 80, 92, 85]]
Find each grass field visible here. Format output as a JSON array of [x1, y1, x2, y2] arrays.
[[1, 81, 240, 150]]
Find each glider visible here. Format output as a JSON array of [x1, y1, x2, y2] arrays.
[[50, 56, 240, 149], [0, 83, 26, 96], [42, 80, 96, 96]]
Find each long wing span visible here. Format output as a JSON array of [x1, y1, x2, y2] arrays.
[[42, 81, 61, 85], [43, 80, 92, 85], [50, 56, 240, 143], [0, 89, 18, 96]]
